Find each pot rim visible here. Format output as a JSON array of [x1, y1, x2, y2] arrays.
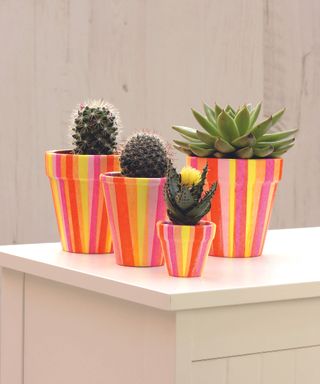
[[157, 220, 215, 229], [100, 171, 166, 184], [46, 149, 119, 158], [187, 155, 283, 162]]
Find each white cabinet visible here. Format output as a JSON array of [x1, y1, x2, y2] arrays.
[[1, 228, 320, 384]]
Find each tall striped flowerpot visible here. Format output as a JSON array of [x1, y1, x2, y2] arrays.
[[45, 150, 119, 254], [187, 157, 283, 258], [100, 172, 166, 267], [157, 221, 216, 277]]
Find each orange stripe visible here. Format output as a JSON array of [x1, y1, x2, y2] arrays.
[[115, 178, 133, 265], [188, 225, 202, 276], [126, 180, 139, 264]]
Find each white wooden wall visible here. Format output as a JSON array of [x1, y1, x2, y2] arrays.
[[0, 0, 319, 245]]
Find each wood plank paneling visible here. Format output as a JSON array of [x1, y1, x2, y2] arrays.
[[0, 0, 319, 245], [261, 350, 295, 384], [264, 0, 320, 228], [191, 359, 227, 384], [228, 355, 261, 384]]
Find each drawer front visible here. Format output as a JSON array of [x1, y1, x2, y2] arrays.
[[180, 298, 320, 360], [191, 346, 320, 384]]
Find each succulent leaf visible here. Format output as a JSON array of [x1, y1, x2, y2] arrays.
[[253, 145, 274, 158], [173, 140, 191, 149], [214, 138, 236, 153], [192, 109, 220, 137], [173, 145, 193, 156], [203, 103, 216, 125], [215, 103, 223, 119], [250, 116, 273, 138], [271, 108, 286, 126], [172, 125, 199, 140], [226, 105, 236, 118], [189, 146, 214, 157], [196, 130, 217, 146], [231, 132, 256, 148], [249, 102, 262, 129], [258, 129, 297, 142], [217, 110, 239, 142], [235, 146, 254, 159], [235, 106, 250, 136], [172, 102, 295, 158]]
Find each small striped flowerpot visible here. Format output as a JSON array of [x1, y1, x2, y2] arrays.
[[100, 172, 166, 267], [45, 150, 120, 254], [187, 157, 283, 258], [157, 221, 216, 277]]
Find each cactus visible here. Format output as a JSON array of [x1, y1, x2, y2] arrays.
[[120, 132, 170, 178], [172, 102, 297, 158], [71, 99, 120, 155], [165, 164, 217, 225]]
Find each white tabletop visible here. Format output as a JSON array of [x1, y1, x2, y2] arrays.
[[0, 227, 320, 311]]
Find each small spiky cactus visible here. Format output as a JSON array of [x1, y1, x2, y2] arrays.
[[165, 164, 217, 225], [173, 102, 297, 158], [71, 99, 120, 155], [120, 133, 170, 178]]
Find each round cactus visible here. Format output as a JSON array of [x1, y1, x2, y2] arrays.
[[71, 99, 120, 155], [120, 133, 170, 178]]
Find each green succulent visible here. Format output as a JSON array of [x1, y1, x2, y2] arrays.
[[164, 164, 217, 225], [172, 102, 297, 158]]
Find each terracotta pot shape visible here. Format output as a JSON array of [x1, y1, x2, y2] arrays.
[[100, 172, 166, 267], [45, 150, 119, 254], [157, 221, 216, 277], [187, 157, 283, 258]]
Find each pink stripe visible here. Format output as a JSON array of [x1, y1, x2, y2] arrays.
[[56, 156, 72, 251], [102, 179, 121, 259], [167, 225, 178, 275], [234, 161, 247, 257], [151, 180, 165, 266], [163, 226, 173, 275], [218, 159, 230, 256], [251, 160, 274, 255], [89, 157, 100, 253], [148, 179, 159, 264]]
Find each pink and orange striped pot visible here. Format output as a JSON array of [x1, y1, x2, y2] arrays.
[[100, 172, 166, 267], [157, 221, 216, 277], [187, 157, 283, 258], [45, 150, 119, 254]]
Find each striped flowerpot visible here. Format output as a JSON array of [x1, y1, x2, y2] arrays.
[[45, 150, 119, 254], [187, 157, 283, 258], [157, 221, 216, 277], [100, 172, 166, 267]]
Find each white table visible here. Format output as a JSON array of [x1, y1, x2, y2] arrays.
[[1, 227, 320, 384]]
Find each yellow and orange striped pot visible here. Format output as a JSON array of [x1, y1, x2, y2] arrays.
[[187, 157, 283, 258], [157, 221, 216, 277], [100, 172, 166, 267], [45, 150, 119, 254]]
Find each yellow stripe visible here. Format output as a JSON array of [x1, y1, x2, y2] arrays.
[[78, 157, 89, 253], [47, 153, 67, 250], [137, 179, 148, 265], [228, 160, 236, 257], [181, 226, 191, 276], [244, 161, 256, 257]]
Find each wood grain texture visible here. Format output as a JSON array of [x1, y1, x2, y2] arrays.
[[264, 0, 320, 228], [0, 0, 318, 245]]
